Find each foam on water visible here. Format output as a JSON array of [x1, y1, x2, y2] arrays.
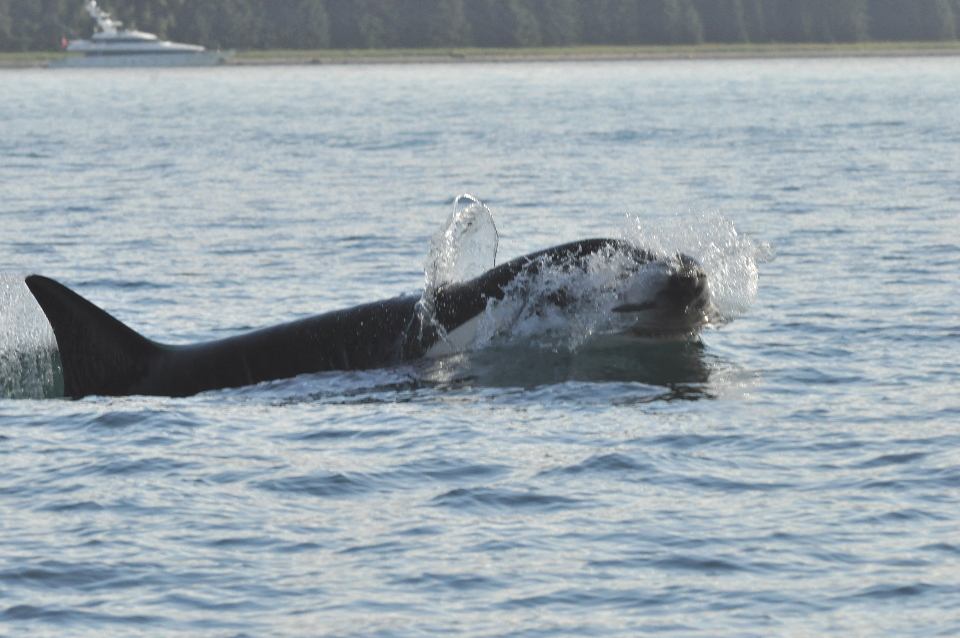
[[0, 273, 63, 399]]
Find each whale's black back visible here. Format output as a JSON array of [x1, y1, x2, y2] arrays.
[[25, 275, 425, 398], [25, 239, 647, 398]]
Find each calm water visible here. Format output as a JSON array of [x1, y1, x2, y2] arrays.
[[1, 57, 959, 636]]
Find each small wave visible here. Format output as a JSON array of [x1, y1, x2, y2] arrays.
[[497, 586, 676, 610], [256, 471, 372, 499], [259, 459, 512, 499], [681, 474, 790, 493], [1, 604, 159, 625], [287, 427, 400, 441], [391, 572, 499, 592], [0, 560, 159, 592], [337, 541, 404, 556], [431, 486, 581, 513], [539, 453, 656, 478], [387, 458, 508, 484], [207, 367, 425, 405], [845, 582, 937, 600], [586, 128, 669, 144], [652, 554, 749, 573], [856, 452, 928, 468], [361, 135, 439, 151], [921, 543, 960, 556], [36, 500, 104, 512], [852, 508, 945, 525], [209, 536, 276, 549], [75, 278, 171, 290]]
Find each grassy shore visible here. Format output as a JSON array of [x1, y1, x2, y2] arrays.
[[4, 41, 960, 68]]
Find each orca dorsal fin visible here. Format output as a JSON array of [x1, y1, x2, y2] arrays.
[[24, 275, 162, 399]]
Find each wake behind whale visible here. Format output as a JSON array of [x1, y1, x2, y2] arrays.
[[3, 196, 764, 400]]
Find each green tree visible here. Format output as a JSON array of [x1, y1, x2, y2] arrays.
[[463, 0, 541, 46], [826, 0, 868, 41], [770, 0, 814, 41], [306, 0, 388, 48], [424, 0, 472, 46], [5, 0, 82, 50], [530, 0, 580, 45], [510, 0, 542, 45], [693, 0, 748, 42], [387, 0, 471, 47], [869, 0, 956, 40], [579, 0, 642, 45], [179, 0, 252, 49], [577, 0, 617, 44], [0, 0, 15, 48], [4, 0, 960, 52], [927, 0, 956, 39], [664, 0, 704, 42], [740, 0, 766, 41]]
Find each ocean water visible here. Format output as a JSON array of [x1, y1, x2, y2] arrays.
[[1, 56, 959, 636]]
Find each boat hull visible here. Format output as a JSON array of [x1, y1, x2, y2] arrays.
[[50, 51, 231, 68]]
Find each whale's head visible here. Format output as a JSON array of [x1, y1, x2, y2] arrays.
[[612, 252, 713, 339], [427, 239, 716, 351]]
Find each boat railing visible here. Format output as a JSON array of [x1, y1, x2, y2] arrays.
[[85, 0, 122, 35]]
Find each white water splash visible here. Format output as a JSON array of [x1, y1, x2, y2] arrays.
[[621, 208, 775, 324], [469, 208, 773, 353], [419, 200, 772, 358], [0, 273, 63, 399], [424, 194, 499, 292], [472, 243, 652, 351], [419, 195, 499, 345]]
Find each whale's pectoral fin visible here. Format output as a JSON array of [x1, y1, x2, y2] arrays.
[[25, 275, 162, 399]]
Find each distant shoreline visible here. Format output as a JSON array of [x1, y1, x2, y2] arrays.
[[4, 41, 960, 68]]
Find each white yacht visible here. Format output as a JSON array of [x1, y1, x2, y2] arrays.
[[51, 0, 231, 67]]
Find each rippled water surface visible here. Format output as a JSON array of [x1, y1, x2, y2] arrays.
[[2, 57, 959, 636]]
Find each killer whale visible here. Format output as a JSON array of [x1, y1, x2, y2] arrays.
[[24, 238, 711, 399]]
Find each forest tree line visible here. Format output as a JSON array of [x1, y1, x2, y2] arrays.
[[3, 0, 960, 52]]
